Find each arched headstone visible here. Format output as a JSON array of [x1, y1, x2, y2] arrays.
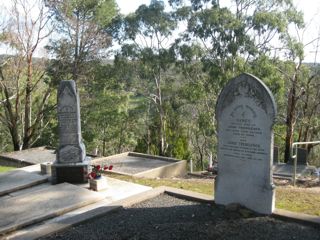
[[215, 73, 277, 214]]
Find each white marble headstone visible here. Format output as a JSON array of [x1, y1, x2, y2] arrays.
[[215, 73, 276, 214]]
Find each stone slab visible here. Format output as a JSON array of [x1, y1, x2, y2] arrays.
[[0, 183, 104, 235], [4, 177, 152, 240], [0, 170, 48, 196], [273, 163, 316, 177], [0, 147, 56, 166], [97, 177, 152, 201]]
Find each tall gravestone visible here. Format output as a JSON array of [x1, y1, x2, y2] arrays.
[[51, 80, 90, 184], [215, 73, 277, 214]]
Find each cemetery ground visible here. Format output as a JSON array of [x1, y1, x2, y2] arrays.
[[42, 193, 320, 240], [104, 172, 320, 216], [0, 165, 319, 216], [0, 165, 319, 239]]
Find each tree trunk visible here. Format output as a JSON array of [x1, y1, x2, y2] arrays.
[[9, 124, 20, 151], [284, 84, 297, 163], [22, 55, 33, 149]]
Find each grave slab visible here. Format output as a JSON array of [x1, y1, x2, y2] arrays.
[[3, 177, 152, 240], [0, 183, 104, 235], [0, 170, 48, 196]]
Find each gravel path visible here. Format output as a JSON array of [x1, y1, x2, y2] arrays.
[[42, 194, 320, 240]]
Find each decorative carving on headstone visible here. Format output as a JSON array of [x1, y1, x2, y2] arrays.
[[215, 73, 277, 214]]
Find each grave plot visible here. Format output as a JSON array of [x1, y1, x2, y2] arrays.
[[91, 152, 187, 178], [0, 183, 104, 236], [0, 147, 56, 167], [0, 169, 48, 196]]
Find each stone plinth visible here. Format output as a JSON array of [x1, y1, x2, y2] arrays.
[[89, 177, 108, 191], [215, 73, 277, 214]]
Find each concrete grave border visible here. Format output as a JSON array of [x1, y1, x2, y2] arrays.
[[0, 147, 55, 167], [91, 152, 187, 178]]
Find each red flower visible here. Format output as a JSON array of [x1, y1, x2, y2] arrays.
[[109, 165, 113, 170], [90, 172, 97, 179], [103, 165, 108, 170], [96, 165, 101, 170]]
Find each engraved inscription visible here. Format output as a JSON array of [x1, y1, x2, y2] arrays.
[[56, 80, 86, 164], [58, 111, 77, 133], [220, 104, 267, 161]]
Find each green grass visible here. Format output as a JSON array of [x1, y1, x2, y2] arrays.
[[0, 166, 16, 173], [107, 173, 320, 216]]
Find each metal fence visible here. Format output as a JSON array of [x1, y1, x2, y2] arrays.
[[291, 140, 320, 186]]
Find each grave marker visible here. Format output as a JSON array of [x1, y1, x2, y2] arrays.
[[215, 73, 277, 214], [51, 80, 90, 184]]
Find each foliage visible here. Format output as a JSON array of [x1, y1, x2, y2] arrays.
[[45, 0, 118, 84], [0, 0, 319, 172], [0, 0, 56, 151]]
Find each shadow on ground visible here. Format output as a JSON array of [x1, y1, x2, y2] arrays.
[[41, 194, 320, 240]]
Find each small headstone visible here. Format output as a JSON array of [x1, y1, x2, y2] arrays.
[[51, 80, 90, 184], [297, 148, 308, 165], [288, 147, 308, 165], [215, 73, 277, 214]]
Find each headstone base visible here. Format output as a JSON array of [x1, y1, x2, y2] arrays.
[[51, 161, 90, 184], [215, 180, 275, 214]]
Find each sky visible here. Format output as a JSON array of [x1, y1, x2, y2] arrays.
[[116, 0, 320, 63], [0, 0, 319, 62]]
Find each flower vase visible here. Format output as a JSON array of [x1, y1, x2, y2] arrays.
[[89, 176, 107, 191]]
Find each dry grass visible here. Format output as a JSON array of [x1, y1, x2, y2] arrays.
[[0, 166, 15, 173], [107, 173, 214, 195], [276, 187, 320, 216]]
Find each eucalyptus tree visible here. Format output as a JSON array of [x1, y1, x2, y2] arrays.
[[45, 0, 118, 84], [277, 35, 320, 162], [0, 0, 55, 150], [170, 0, 304, 164], [110, 1, 179, 156], [82, 61, 147, 156]]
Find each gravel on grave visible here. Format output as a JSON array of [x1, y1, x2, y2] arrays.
[[42, 194, 320, 240]]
